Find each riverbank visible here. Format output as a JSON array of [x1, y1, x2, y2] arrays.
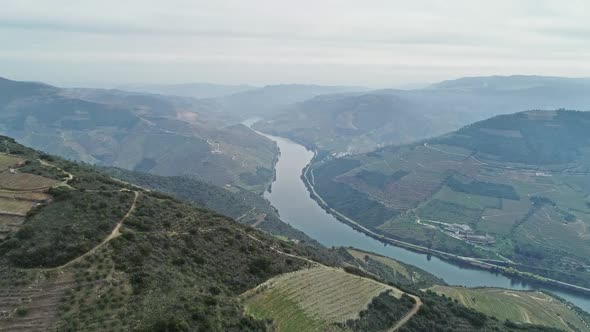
[[300, 149, 590, 297]]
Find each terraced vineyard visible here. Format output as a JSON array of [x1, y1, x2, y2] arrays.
[[0, 271, 76, 332], [242, 266, 405, 331], [430, 286, 589, 331], [0, 173, 60, 191], [0, 155, 56, 240]]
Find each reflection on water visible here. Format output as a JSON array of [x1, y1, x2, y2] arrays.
[[259, 131, 590, 313]]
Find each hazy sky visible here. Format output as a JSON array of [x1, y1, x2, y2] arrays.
[[1, 0, 588, 87]]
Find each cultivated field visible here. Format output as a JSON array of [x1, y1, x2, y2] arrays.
[[0, 154, 24, 171], [0, 271, 76, 332], [242, 266, 404, 331], [0, 190, 51, 201], [431, 286, 589, 331], [0, 173, 60, 191], [0, 156, 59, 239]]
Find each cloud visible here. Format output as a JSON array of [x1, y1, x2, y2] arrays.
[[0, 0, 588, 87]]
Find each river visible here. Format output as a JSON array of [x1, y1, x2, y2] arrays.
[[255, 130, 590, 313]]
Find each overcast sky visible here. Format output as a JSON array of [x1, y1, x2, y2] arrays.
[[1, 0, 588, 88]]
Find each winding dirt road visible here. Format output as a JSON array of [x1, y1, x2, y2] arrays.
[[55, 190, 139, 269], [390, 295, 423, 331]]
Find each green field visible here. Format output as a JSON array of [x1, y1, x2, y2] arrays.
[[431, 286, 589, 331], [242, 266, 404, 331]]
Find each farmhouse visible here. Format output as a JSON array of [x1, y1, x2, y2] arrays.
[[462, 233, 496, 245]]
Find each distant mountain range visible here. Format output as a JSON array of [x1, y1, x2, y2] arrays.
[[213, 84, 368, 118], [3, 75, 590, 189], [117, 82, 255, 99], [118, 82, 368, 118], [0, 77, 277, 192], [255, 75, 590, 154]]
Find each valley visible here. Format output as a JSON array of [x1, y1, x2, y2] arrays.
[[1, 77, 590, 331], [0, 134, 553, 332], [0, 122, 582, 331], [4, 1, 590, 330], [255, 125, 590, 315], [289, 110, 590, 304]]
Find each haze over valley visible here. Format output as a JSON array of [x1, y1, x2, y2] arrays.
[[1, 1, 590, 331]]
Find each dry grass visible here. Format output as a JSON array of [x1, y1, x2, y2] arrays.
[[0, 198, 36, 215], [0, 154, 24, 171], [0, 173, 60, 191], [0, 190, 51, 201]]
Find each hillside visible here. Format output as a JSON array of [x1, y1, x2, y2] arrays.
[[255, 76, 590, 154], [117, 82, 255, 99], [430, 286, 589, 331], [215, 84, 367, 119], [254, 92, 444, 153], [0, 135, 573, 331], [309, 110, 590, 288], [0, 77, 277, 192], [0, 135, 322, 331], [242, 266, 411, 332], [100, 167, 323, 247]]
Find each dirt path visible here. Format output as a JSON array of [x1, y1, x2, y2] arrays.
[[38, 159, 74, 185], [238, 228, 318, 266], [251, 213, 267, 228], [235, 207, 255, 221], [54, 190, 139, 270], [389, 295, 423, 331]]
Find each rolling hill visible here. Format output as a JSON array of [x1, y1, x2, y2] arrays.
[[0, 135, 573, 331], [308, 110, 590, 288], [215, 84, 367, 119], [255, 76, 590, 154], [0, 77, 277, 192], [0, 134, 328, 331], [100, 166, 325, 248], [242, 266, 411, 332], [117, 82, 255, 99]]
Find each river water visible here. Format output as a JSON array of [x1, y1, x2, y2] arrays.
[[257, 131, 590, 313]]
